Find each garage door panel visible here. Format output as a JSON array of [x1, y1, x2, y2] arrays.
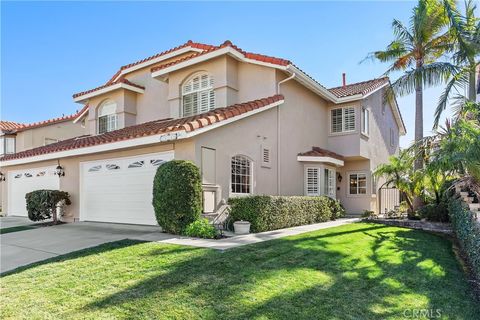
[[8, 167, 60, 217], [80, 152, 173, 225]]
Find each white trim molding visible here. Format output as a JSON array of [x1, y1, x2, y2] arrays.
[[73, 83, 145, 103], [297, 156, 344, 167]]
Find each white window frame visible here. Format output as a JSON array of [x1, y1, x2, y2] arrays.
[[330, 106, 356, 134], [98, 100, 118, 134], [305, 167, 321, 196], [0, 136, 15, 155], [182, 72, 215, 117], [304, 165, 336, 198], [390, 128, 395, 147], [230, 155, 253, 196], [361, 107, 370, 136], [347, 171, 368, 197]]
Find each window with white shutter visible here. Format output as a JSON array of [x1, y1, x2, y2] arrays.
[[331, 106, 356, 133], [182, 73, 215, 117], [306, 167, 320, 196]]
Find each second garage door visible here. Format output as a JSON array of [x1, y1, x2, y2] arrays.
[[80, 152, 174, 225]]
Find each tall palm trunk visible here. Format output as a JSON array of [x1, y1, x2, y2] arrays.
[[468, 66, 477, 101], [414, 62, 424, 210]]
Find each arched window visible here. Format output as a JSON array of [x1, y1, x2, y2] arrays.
[[98, 100, 117, 134], [231, 155, 252, 194], [182, 73, 215, 117]]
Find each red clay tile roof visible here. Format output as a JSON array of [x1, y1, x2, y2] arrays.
[[298, 147, 344, 160], [0, 121, 25, 132], [151, 40, 290, 73], [1, 95, 284, 161], [105, 40, 216, 84], [328, 77, 389, 98], [73, 78, 145, 99], [1, 105, 89, 134]]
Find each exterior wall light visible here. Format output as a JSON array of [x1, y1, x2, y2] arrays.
[[0, 172, 5, 182], [337, 173, 343, 183], [55, 165, 65, 177]]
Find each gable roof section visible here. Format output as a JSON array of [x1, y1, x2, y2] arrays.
[[1, 105, 89, 134], [0, 120, 25, 131], [328, 77, 389, 98], [73, 78, 145, 102], [151, 40, 290, 74], [298, 146, 344, 160], [0, 95, 284, 164]]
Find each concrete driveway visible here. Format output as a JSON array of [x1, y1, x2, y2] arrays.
[[0, 220, 174, 273]]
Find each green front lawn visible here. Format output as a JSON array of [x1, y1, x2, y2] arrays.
[[1, 223, 478, 319], [0, 225, 35, 234]]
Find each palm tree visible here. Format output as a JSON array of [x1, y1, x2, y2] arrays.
[[366, 0, 456, 209], [374, 150, 416, 213], [434, 0, 480, 128]]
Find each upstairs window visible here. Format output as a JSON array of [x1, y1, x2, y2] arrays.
[[331, 106, 355, 133], [361, 107, 370, 136], [98, 100, 117, 134], [182, 73, 215, 117], [0, 136, 15, 155]]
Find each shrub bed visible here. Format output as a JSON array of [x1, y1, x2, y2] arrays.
[[228, 195, 345, 233], [448, 198, 480, 279]]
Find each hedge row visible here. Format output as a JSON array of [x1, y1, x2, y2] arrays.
[[228, 195, 345, 233], [448, 198, 480, 279]]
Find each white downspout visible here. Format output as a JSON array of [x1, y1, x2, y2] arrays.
[[276, 72, 296, 195]]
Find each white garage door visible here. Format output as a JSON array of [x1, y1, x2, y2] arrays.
[[80, 152, 174, 225], [8, 166, 60, 216]]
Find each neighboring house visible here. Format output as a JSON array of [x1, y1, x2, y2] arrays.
[[0, 113, 86, 209], [0, 40, 405, 224]]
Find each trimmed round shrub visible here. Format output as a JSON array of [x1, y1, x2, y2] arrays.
[[184, 218, 218, 239], [152, 160, 202, 234], [25, 190, 71, 223]]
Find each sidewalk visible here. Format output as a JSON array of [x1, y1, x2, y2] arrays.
[[156, 218, 361, 250]]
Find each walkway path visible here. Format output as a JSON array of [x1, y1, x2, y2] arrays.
[[158, 218, 361, 250]]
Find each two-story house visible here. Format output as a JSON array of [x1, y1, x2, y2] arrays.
[[0, 40, 405, 224]]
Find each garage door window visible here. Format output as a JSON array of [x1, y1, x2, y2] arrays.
[[128, 161, 145, 168], [88, 165, 102, 173], [106, 164, 120, 170], [151, 159, 165, 167]]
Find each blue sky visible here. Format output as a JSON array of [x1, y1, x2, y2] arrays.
[[1, 1, 455, 148]]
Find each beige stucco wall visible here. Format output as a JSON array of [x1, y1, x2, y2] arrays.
[[15, 120, 86, 153]]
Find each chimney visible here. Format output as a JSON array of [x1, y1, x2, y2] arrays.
[[342, 73, 346, 87]]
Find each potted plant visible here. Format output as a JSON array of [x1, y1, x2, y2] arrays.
[[233, 220, 251, 235]]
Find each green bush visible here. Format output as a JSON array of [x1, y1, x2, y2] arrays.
[[228, 195, 345, 233], [417, 202, 449, 222], [184, 219, 218, 239], [448, 198, 480, 279], [152, 160, 202, 234], [25, 190, 71, 223]]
